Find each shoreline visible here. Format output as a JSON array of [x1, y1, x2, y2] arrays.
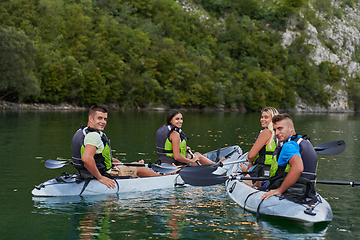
[[0, 101, 86, 111], [0, 100, 355, 113]]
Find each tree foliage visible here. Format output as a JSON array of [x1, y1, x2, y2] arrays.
[[0, 0, 347, 110], [0, 26, 39, 101]]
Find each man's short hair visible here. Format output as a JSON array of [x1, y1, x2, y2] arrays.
[[89, 104, 108, 116], [272, 113, 292, 124]]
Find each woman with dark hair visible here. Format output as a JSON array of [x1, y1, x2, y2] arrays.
[[156, 109, 215, 166]]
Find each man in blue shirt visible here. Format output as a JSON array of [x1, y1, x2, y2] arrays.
[[261, 113, 304, 200]]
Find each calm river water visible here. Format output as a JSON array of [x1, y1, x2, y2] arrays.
[[1, 110, 360, 239]]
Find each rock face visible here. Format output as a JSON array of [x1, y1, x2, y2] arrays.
[[282, 0, 360, 112], [175, 0, 359, 112]]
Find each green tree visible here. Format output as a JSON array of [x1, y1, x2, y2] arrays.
[[347, 75, 360, 111], [0, 26, 39, 101]]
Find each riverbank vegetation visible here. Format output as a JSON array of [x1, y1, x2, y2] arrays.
[[0, 0, 351, 110]]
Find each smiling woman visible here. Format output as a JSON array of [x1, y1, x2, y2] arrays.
[[156, 109, 216, 166], [241, 107, 279, 173]]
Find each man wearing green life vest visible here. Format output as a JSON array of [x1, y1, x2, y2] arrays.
[[261, 113, 305, 200], [72, 104, 161, 189]]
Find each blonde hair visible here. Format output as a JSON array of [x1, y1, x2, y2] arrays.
[[262, 107, 279, 149]]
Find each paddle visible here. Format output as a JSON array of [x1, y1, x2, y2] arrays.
[[180, 171, 360, 187], [45, 159, 72, 169], [178, 140, 345, 175], [313, 140, 345, 155], [179, 152, 248, 175], [187, 149, 201, 166], [149, 164, 182, 173], [150, 149, 202, 173], [315, 180, 360, 187], [179, 171, 267, 186], [44, 159, 180, 173]]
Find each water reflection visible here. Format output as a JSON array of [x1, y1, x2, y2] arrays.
[[167, 195, 181, 239], [33, 185, 330, 239]]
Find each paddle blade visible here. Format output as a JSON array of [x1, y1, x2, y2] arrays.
[[179, 171, 228, 186], [44, 159, 68, 169], [179, 164, 220, 174], [150, 164, 180, 174], [314, 140, 345, 155]]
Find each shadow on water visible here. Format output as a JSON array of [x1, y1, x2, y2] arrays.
[[258, 215, 329, 233]]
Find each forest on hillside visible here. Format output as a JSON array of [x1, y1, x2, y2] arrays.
[[0, 0, 356, 110]]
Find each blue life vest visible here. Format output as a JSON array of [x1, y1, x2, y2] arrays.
[[270, 135, 318, 181]]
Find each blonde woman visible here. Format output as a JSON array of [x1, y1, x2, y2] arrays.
[[241, 107, 279, 179]]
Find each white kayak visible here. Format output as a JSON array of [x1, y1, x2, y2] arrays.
[[32, 173, 185, 196], [32, 145, 242, 197], [225, 162, 333, 226]]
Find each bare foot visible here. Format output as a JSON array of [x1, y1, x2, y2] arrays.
[[240, 164, 247, 173], [242, 174, 254, 187], [133, 159, 145, 164]]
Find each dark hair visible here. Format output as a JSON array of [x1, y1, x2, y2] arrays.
[[272, 113, 292, 124], [89, 104, 108, 116], [166, 109, 181, 125]]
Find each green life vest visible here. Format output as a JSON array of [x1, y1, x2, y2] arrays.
[[72, 126, 113, 174], [156, 125, 188, 165], [253, 129, 277, 166]]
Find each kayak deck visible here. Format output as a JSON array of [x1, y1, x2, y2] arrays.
[[32, 173, 185, 196], [226, 163, 333, 226]]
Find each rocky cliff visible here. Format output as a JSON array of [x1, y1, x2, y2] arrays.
[[283, 0, 360, 112], [177, 0, 360, 112]]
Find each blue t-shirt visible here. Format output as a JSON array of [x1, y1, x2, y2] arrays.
[[278, 138, 301, 166]]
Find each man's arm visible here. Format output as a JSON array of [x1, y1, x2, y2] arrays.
[[82, 144, 116, 189], [261, 155, 303, 200]]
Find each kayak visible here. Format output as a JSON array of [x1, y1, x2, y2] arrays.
[[32, 173, 186, 197], [205, 145, 242, 175], [225, 162, 333, 226], [31, 145, 242, 197]]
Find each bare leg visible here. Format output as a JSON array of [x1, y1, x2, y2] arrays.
[[240, 164, 254, 186], [240, 164, 247, 173], [136, 167, 162, 177], [193, 152, 215, 165], [133, 159, 174, 177]]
